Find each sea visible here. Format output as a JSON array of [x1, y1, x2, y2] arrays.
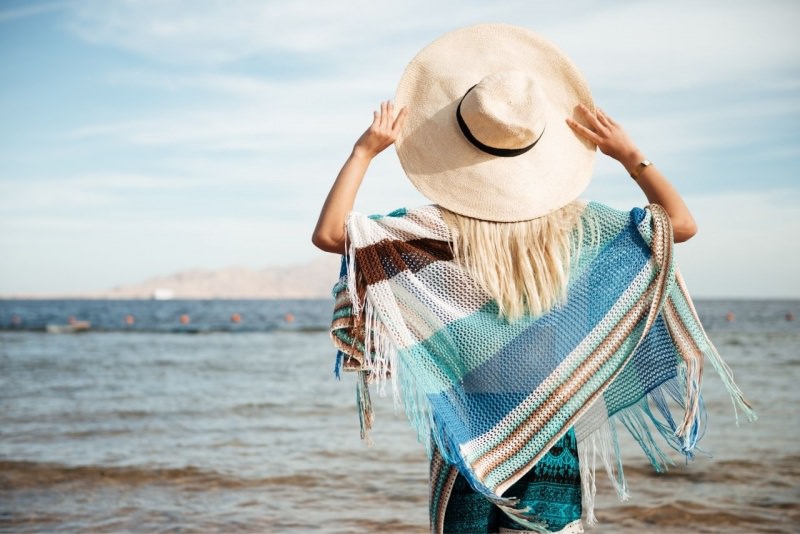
[[0, 298, 798, 533]]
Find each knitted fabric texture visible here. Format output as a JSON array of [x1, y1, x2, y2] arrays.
[[330, 202, 754, 533]]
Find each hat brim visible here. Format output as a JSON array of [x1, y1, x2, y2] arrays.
[[395, 23, 596, 222]]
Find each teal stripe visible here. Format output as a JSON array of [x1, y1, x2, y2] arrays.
[[668, 288, 711, 352], [332, 305, 353, 320], [398, 301, 537, 392], [332, 330, 366, 356]]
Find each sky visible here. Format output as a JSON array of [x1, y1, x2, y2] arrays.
[[0, 0, 798, 297]]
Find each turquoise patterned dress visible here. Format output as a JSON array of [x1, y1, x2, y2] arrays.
[[439, 429, 582, 533]]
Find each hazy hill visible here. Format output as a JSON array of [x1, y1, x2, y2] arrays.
[[2, 256, 342, 300], [101, 256, 341, 299]]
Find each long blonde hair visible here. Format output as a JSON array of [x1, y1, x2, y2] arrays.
[[442, 201, 593, 320]]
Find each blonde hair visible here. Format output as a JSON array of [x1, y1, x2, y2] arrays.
[[442, 201, 593, 320]]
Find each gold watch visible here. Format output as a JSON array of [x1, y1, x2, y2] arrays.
[[630, 159, 652, 180]]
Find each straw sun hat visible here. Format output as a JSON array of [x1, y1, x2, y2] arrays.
[[395, 23, 597, 222]]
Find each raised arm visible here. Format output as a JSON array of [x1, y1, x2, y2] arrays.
[[311, 101, 408, 254], [566, 104, 697, 243]]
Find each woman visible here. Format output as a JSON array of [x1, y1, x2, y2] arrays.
[[313, 24, 752, 534]]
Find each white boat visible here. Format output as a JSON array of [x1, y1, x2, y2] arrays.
[[46, 320, 91, 334], [152, 288, 175, 300]]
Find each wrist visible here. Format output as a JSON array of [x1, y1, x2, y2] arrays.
[[351, 145, 377, 162], [618, 149, 647, 175]]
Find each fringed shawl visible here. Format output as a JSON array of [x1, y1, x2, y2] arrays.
[[329, 202, 754, 533]]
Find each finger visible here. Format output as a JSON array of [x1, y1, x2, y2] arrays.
[[381, 101, 390, 128], [392, 106, 408, 133], [596, 108, 612, 128], [597, 108, 619, 130], [597, 108, 614, 124], [566, 117, 601, 145], [575, 103, 602, 131], [371, 109, 380, 127], [386, 101, 395, 129]]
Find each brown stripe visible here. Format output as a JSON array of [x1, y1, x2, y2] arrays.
[[664, 298, 703, 371], [676, 272, 704, 326], [331, 303, 366, 367], [354, 238, 453, 287], [669, 311, 702, 382], [429, 449, 445, 533], [663, 299, 705, 433]]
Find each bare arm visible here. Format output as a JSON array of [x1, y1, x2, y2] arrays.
[[312, 101, 408, 254], [566, 104, 697, 243]]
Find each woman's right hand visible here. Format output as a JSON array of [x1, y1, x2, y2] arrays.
[[353, 101, 408, 159], [312, 101, 408, 254]]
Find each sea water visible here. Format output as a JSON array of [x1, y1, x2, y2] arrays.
[[0, 299, 798, 533]]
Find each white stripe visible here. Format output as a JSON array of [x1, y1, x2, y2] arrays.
[[389, 261, 491, 339], [345, 205, 449, 248]]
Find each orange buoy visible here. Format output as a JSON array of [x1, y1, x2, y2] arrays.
[[284, 313, 295, 324], [180, 314, 190, 325], [231, 312, 241, 323], [125, 314, 135, 325], [725, 312, 735, 322]]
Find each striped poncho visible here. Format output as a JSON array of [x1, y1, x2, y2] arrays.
[[330, 202, 753, 533]]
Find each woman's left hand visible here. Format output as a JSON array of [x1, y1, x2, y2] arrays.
[[566, 104, 644, 173]]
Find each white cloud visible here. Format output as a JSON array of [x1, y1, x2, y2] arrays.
[[69, 72, 394, 153], [106, 70, 276, 96], [0, 180, 116, 210], [66, 0, 420, 65], [543, 1, 800, 92], [0, 172, 213, 211], [65, 1, 799, 91], [0, 1, 67, 23]]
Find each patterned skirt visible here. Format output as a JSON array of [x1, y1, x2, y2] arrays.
[[432, 428, 583, 534]]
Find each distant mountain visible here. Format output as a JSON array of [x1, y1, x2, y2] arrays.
[[99, 256, 341, 299], [1, 256, 342, 300]]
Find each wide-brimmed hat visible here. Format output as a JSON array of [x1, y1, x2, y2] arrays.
[[394, 23, 596, 222]]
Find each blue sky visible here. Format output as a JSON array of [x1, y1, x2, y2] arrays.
[[0, 0, 798, 297]]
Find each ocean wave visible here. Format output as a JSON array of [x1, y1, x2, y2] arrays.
[[600, 500, 797, 533], [620, 455, 800, 486], [0, 460, 321, 491], [0, 325, 329, 334]]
